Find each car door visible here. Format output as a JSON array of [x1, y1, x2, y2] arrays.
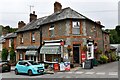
[[22, 62, 29, 73], [17, 62, 24, 73]]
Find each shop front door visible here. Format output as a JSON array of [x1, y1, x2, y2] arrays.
[[73, 45, 80, 64]]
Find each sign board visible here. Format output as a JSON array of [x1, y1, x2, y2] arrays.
[[59, 62, 65, 71], [64, 62, 70, 71], [53, 63, 59, 71], [87, 41, 94, 59]]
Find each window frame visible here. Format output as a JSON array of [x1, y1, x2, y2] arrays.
[[72, 21, 80, 35], [20, 34, 23, 44], [31, 32, 35, 42], [49, 24, 55, 37]]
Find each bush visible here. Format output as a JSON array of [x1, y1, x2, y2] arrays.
[[110, 52, 117, 61], [100, 54, 108, 63], [1, 48, 8, 61]]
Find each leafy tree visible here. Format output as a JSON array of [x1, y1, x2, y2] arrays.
[[2, 25, 18, 33], [10, 41, 16, 63], [115, 25, 120, 37], [1, 48, 8, 61], [106, 29, 120, 44]]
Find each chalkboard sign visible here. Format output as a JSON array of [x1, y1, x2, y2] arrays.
[[84, 59, 93, 69]]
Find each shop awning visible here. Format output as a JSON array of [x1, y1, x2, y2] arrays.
[[16, 46, 39, 50], [25, 51, 38, 56], [40, 46, 61, 54]]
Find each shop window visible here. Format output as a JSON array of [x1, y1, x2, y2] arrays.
[[72, 21, 80, 35], [19, 53, 23, 60], [49, 24, 55, 37], [32, 32, 35, 42]]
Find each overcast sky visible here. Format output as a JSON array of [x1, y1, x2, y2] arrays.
[[0, 0, 119, 29]]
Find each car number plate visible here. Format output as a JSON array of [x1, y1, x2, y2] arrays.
[[39, 70, 43, 72]]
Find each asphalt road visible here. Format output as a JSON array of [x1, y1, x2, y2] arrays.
[[0, 61, 118, 79]]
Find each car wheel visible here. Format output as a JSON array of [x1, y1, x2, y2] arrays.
[[15, 69, 18, 75], [28, 70, 33, 76]]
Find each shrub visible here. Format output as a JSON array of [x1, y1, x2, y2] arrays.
[[110, 52, 117, 61], [95, 49, 102, 54], [1, 48, 8, 61], [100, 54, 108, 63]]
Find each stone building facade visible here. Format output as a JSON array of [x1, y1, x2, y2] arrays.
[[15, 2, 110, 64]]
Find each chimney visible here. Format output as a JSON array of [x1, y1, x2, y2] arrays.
[[18, 21, 26, 29], [54, 2, 62, 13], [96, 21, 101, 25], [29, 11, 37, 22]]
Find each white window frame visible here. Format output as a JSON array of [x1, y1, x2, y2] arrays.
[[32, 32, 35, 42], [9, 39, 11, 47], [49, 24, 55, 37], [20, 34, 23, 43], [72, 21, 80, 35]]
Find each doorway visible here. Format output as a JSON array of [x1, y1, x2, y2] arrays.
[[73, 45, 80, 64]]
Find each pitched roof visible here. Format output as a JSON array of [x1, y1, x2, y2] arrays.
[[4, 33, 17, 39], [16, 7, 104, 33], [16, 16, 47, 32]]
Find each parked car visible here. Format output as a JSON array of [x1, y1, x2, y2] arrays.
[[0, 60, 11, 72], [15, 60, 44, 76]]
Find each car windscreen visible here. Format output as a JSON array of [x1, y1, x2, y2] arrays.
[[28, 61, 38, 65]]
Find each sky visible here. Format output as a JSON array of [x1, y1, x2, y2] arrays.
[[0, 0, 119, 29]]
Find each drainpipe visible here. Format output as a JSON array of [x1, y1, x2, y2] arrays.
[[39, 27, 42, 62]]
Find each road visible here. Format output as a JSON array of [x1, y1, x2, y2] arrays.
[[1, 61, 118, 79]]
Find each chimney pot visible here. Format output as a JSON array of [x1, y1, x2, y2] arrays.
[[18, 21, 26, 29], [96, 21, 101, 25], [29, 11, 37, 22]]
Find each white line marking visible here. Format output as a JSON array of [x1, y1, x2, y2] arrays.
[[96, 72, 105, 75], [75, 72, 84, 74], [67, 72, 73, 73], [109, 72, 118, 75], [85, 72, 95, 74]]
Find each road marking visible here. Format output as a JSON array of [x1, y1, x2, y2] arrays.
[[108, 72, 118, 75], [75, 72, 84, 74], [96, 72, 105, 75], [85, 72, 94, 75], [67, 72, 73, 74]]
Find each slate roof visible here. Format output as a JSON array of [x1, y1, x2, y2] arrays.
[[4, 33, 17, 39], [16, 45, 39, 50], [16, 7, 104, 33]]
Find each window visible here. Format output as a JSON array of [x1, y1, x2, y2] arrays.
[[9, 39, 11, 47], [72, 21, 80, 35], [19, 53, 23, 60], [32, 32, 35, 42], [9, 39, 13, 47], [20, 34, 23, 44], [49, 24, 55, 37]]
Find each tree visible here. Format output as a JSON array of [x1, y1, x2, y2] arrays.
[[2, 48, 8, 61], [106, 29, 120, 44], [10, 41, 16, 63], [115, 25, 120, 37]]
